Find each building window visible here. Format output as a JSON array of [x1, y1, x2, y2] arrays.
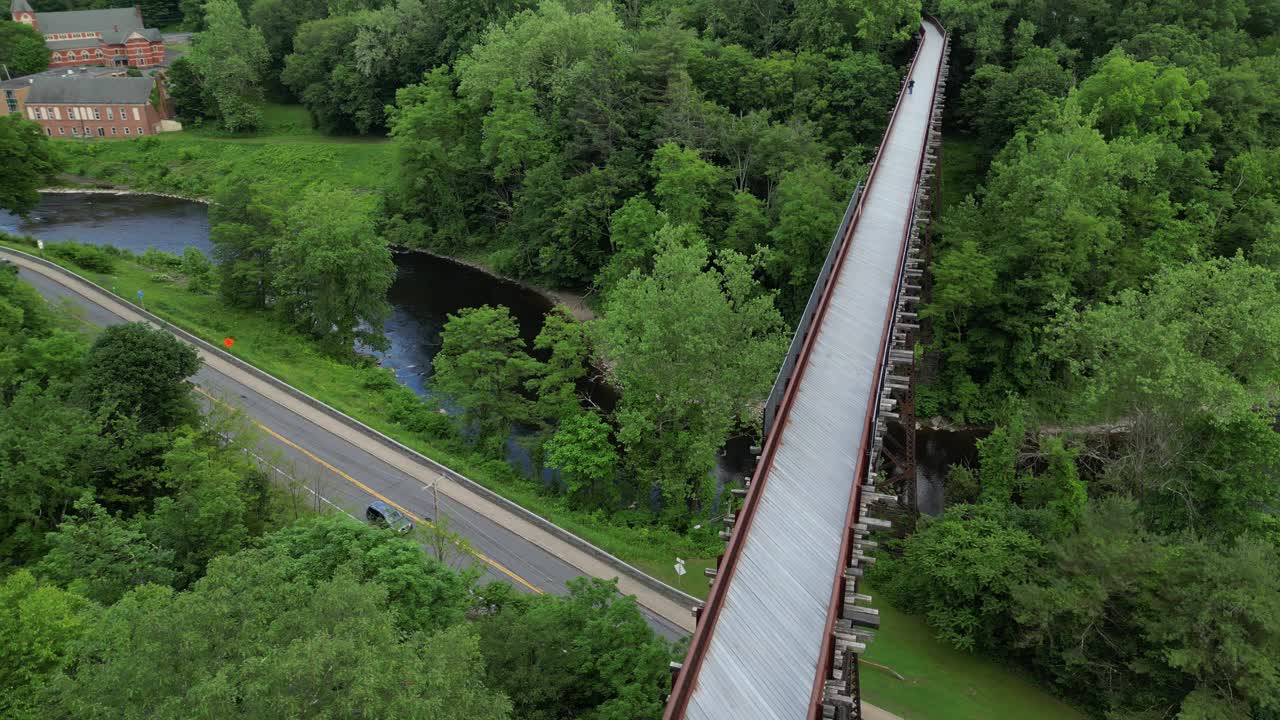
[[46, 128, 52, 136], [35, 108, 43, 119], [118, 106, 125, 117], [51, 52, 61, 62], [93, 109, 100, 120], [72, 127, 80, 136], [111, 127, 117, 135], [107, 108, 113, 120], [96, 50, 104, 58], [131, 107, 139, 121], [81, 50, 90, 60], [137, 127, 144, 135], [68, 108, 77, 120], [59, 128, 65, 135], [123, 127, 130, 135], [97, 127, 105, 137]]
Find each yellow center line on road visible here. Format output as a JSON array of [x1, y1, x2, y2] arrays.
[[192, 385, 544, 594]]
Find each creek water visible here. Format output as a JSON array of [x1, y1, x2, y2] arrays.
[[2, 192, 976, 514]]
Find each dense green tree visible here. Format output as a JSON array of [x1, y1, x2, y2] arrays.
[[878, 502, 1046, 651], [481, 78, 552, 184], [179, 247, 214, 293], [766, 161, 846, 318], [144, 435, 264, 586], [209, 177, 285, 309], [186, 0, 270, 131], [37, 499, 177, 605], [1013, 499, 1280, 718], [432, 304, 535, 450], [272, 185, 395, 353], [0, 385, 103, 562], [74, 322, 201, 434], [281, 14, 374, 133], [46, 550, 508, 719], [163, 56, 215, 124], [926, 102, 1209, 419], [454, 2, 631, 169], [477, 578, 671, 720], [388, 67, 487, 249], [595, 196, 666, 292], [247, 0, 328, 97], [651, 142, 729, 228], [253, 515, 477, 633], [545, 409, 618, 508], [527, 306, 590, 425], [1075, 50, 1210, 140], [0, 571, 92, 720], [722, 191, 769, 254], [595, 233, 785, 518], [1048, 257, 1280, 538], [959, 47, 1074, 156], [1218, 148, 1280, 260], [0, 20, 50, 77], [0, 261, 83, 398], [0, 115, 57, 217]]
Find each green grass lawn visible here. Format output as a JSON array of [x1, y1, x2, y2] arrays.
[[862, 588, 1088, 720], [53, 103, 394, 200]]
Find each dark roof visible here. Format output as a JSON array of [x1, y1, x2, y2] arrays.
[[10, 0, 34, 14], [26, 76, 154, 105], [0, 65, 125, 90], [33, 7, 142, 36], [47, 38, 103, 50], [122, 27, 161, 42]]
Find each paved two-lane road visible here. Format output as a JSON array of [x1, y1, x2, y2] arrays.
[[11, 252, 694, 640]]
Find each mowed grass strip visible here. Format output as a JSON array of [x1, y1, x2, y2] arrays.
[[53, 104, 394, 199]]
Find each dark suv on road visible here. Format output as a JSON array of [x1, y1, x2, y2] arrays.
[[366, 500, 414, 534]]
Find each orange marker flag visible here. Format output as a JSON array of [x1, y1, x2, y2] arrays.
[[223, 337, 235, 349]]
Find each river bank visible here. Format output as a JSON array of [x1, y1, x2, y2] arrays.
[[43, 175, 594, 322]]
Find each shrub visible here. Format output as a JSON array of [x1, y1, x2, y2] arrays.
[[141, 248, 183, 270], [44, 241, 116, 273], [385, 385, 457, 441], [180, 247, 214, 293]]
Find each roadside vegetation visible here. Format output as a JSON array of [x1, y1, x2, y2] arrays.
[[0, 230, 724, 590], [0, 263, 676, 720]]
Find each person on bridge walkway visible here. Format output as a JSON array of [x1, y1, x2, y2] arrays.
[[908, 79, 915, 95]]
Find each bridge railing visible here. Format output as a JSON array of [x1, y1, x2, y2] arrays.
[[763, 179, 864, 437], [810, 16, 950, 718], [663, 22, 940, 720]]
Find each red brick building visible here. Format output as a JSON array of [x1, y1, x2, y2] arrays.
[[23, 75, 173, 138], [10, 0, 166, 69]]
